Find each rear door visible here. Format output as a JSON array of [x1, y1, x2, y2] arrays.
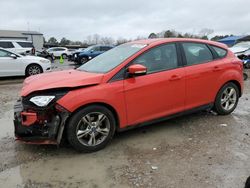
[[181, 42, 225, 110], [0, 49, 24, 77], [124, 43, 186, 125]]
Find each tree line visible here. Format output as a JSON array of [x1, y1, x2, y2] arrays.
[[45, 29, 233, 46]]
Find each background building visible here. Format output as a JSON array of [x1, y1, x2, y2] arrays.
[[0, 30, 44, 50]]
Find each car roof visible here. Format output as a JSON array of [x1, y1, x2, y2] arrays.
[[48, 47, 67, 49], [0, 40, 32, 43], [129, 38, 228, 49]]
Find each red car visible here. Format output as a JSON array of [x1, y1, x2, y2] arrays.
[[14, 38, 243, 152]]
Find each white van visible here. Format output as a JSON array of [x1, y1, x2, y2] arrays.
[[0, 40, 34, 55]]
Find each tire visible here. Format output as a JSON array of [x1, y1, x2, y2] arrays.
[[25, 64, 43, 77], [244, 73, 248, 81], [62, 54, 67, 59], [67, 105, 116, 152], [80, 57, 88, 64], [213, 82, 239, 115], [245, 63, 250, 69]]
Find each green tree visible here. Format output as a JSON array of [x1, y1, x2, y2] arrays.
[[60, 37, 71, 46], [48, 37, 58, 44], [148, 33, 157, 39], [164, 30, 175, 38]]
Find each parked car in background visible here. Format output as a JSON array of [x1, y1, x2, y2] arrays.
[[36, 50, 55, 62], [229, 41, 250, 56], [68, 48, 86, 61], [0, 48, 51, 77], [47, 47, 70, 59], [14, 38, 243, 152], [75, 45, 113, 64], [0, 40, 34, 54]]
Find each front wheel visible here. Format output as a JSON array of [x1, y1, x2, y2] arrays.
[[26, 64, 43, 77], [67, 105, 116, 152], [213, 82, 239, 115], [80, 57, 88, 64]]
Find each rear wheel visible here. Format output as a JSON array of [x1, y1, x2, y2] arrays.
[[67, 105, 116, 152], [243, 73, 248, 81], [245, 63, 250, 69], [26, 64, 43, 77], [62, 54, 67, 59], [214, 82, 239, 115]]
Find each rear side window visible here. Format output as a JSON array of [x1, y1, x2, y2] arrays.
[[211, 46, 227, 58], [0, 42, 14, 48], [54, 48, 65, 51], [132, 43, 178, 74], [182, 43, 213, 65], [17, 42, 34, 48]]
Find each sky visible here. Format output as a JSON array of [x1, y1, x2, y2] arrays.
[[0, 0, 250, 41]]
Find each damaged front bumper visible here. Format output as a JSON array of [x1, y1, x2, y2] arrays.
[[14, 98, 70, 145]]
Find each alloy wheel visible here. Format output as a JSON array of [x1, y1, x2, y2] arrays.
[[220, 87, 237, 111], [28, 65, 41, 76], [76, 112, 110, 147]]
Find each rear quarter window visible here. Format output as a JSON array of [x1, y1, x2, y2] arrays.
[[17, 42, 34, 48], [182, 42, 213, 66], [0, 41, 14, 48], [211, 46, 227, 58]]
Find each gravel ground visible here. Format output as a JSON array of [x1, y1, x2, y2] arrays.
[[0, 63, 249, 188]]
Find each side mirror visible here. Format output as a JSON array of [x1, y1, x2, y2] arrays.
[[127, 64, 147, 76], [10, 54, 17, 59], [90, 50, 94, 53]]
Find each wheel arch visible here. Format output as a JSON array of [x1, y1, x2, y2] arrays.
[[25, 63, 43, 76], [219, 80, 242, 97], [66, 102, 120, 130]]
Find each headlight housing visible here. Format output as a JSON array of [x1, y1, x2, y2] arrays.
[[40, 59, 50, 63], [30, 96, 55, 107]]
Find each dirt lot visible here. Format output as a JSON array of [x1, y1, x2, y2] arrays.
[[0, 62, 249, 188]]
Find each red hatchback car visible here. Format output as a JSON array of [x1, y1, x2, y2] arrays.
[[14, 38, 243, 152]]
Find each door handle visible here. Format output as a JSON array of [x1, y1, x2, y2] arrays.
[[213, 66, 222, 72], [169, 75, 182, 81]]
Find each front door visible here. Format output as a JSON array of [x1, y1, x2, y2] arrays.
[[124, 43, 185, 125], [0, 49, 23, 77]]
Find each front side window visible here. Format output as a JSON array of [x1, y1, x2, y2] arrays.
[[0, 49, 11, 57], [182, 43, 213, 65], [92, 46, 100, 52], [132, 43, 178, 74], [100, 46, 111, 51]]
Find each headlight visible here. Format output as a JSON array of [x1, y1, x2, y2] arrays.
[[40, 59, 50, 63], [30, 96, 55, 107]]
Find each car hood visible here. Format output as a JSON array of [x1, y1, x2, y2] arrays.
[[229, 46, 249, 54], [20, 55, 47, 61], [21, 69, 104, 96]]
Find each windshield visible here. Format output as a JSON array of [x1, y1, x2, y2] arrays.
[[233, 42, 250, 48], [78, 43, 147, 73], [83, 46, 95, 52]]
